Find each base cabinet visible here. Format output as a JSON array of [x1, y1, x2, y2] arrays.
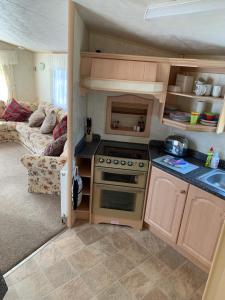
[[177, 185, 225, 270], [145, 166, 225, 271], [145, 167, 189, 243]]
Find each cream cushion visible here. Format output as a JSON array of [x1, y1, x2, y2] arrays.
[[28, 107, 45, 127], [40, 110, 57, 134]]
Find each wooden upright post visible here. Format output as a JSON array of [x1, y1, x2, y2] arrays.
[[67, 0, 75, 228]]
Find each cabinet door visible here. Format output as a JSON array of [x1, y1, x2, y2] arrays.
[[178, 185, 225, 269], [90, 58, 157, 82], [145, 167, 189, 243]]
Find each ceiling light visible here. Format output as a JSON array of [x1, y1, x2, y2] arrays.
[[144, 0, 225, 19]]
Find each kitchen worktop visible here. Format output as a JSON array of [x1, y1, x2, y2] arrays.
[[75, 134, 101, 159], [149, 140, 225, 200]]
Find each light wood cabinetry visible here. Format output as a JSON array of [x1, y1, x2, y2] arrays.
[[75, 157, 94, 221], [106, 94, 154, 137], [80, 54, 170, 100], [145, 167, 225, 271], [177, 185, 225, 270], [161, 65, 225, 134], [145, 167, 188, 243], [90, 58, 157, 82]]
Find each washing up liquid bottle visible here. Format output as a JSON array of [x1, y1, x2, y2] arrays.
[[210, 152, 220, 169], [205, 147, 214, 167]]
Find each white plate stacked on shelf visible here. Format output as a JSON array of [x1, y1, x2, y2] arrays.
[[200, 119, 218, 127], [169, 111, 190, 122]]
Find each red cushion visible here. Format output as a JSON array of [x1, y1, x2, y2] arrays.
[[53, 116, 67, 140], [2, 99, 31, 122]]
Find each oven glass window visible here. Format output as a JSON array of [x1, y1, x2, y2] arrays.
[[100, 190, 136, 211], [102, 172, 137, 184]]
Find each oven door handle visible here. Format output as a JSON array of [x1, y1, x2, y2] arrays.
[[94, 183, 145, 193]]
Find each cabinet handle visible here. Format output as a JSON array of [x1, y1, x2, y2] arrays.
[[180, 190, 186, 194]]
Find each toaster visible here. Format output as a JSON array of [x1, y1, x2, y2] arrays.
[[164, 135, 189, 157]]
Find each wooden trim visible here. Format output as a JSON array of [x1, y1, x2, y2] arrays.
[[80, 77, 164, 97], [162, 118, 217, 132], [167, 91, 224, 102], [66, 0, 75, 228], [81, 52, 225, 68], [216, 96, 225, 134], [91, 214, 143, 230]]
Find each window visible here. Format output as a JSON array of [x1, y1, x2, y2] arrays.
[[0, 66, 8, 101], [52, 68, 67, 110]]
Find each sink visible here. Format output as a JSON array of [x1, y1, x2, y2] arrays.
[[198, 169, 225, 193]]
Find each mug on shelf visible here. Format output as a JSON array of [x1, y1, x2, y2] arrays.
[[211, 85, 222, 97], [204, 84, 213, 96], [194, 80, 206, 96]]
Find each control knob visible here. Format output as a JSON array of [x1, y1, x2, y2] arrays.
[[128, 161, 133, 166], [139, 162, 144, 168], [121, 160, 126, 166], [99, 158, 104, 163], [114, 160, 119, 165], [106, 159, 111, 164]]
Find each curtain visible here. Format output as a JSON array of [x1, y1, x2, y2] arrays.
[[0, 66, 8, 101], [0, 50, 18, 101], [1, 65, 16, 100], [50, 54, 67, 110], [52, 68, 67, 110]]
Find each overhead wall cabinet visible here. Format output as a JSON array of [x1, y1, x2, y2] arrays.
[[80, 52, 225, 134], [80, 53, 170, 102], [145, 167, 225, 272]]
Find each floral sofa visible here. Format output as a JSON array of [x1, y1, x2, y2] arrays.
[[0, 101, 67, 195]]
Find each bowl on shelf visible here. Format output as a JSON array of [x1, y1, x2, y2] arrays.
[[204, 112, 218, 121]]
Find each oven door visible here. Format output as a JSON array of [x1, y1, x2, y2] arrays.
[[93, 183, 145, 220], [94, 167, 147, 188]]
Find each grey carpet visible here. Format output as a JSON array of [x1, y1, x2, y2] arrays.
[[0, 143, 65, 274]]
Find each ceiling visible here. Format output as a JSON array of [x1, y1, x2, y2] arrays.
[[0, 0, 68, 52], [73, 0, 225, 55]]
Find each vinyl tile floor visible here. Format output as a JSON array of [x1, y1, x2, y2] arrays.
[[4, 222, 208, 300]]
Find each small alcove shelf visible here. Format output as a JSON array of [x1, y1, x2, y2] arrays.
[[106, 94, 154, 137]]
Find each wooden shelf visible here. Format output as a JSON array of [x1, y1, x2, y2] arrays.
[[76, 196, 90, 220], [162, 117, 217, 132], [78, 162, 91, 178], [167, 91, 224, 102], [83, 185, 90, 196]]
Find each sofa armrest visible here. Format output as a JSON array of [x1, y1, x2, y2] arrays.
[[21, 154, 66, 171]]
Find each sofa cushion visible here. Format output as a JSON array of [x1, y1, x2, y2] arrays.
[[53, 115, 67, 140], [40, 110, 57, 134], [19, 101, 38, 112], [2, 99, 31, 122], [44, 134, 67, 156], [0, 101, 6, 118], [29, 107, 45, 127], [30, 131, 53, 155]]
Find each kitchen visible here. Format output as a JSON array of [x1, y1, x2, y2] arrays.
[[73, 51, 225, 275], [67, 3, 225, 299]]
